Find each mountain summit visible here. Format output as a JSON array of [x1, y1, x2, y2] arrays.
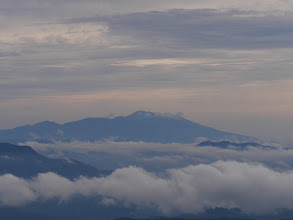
[[126, 111, 158, 119], [0, 111, 256, 144]]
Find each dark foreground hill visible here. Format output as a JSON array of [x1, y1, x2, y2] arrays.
[[3, 205, 293, 220], [116, 218, 253, 220], [0, 111, 256, 144], [0, 143, 109, 179]]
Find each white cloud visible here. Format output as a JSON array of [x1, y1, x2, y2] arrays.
[[19, 140, 293, 175], [24, 140, 293, 165], [0, 174, 36, 206], [3, 161, 293, 214]]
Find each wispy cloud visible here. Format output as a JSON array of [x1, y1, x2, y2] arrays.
[[0, 23, 109, 45], [111, 59, 206, 67]]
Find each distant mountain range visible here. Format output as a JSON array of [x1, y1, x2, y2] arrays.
[[0, 111, 257, 144], [0, 143, 109, 179], [197, 140, 275, 150]]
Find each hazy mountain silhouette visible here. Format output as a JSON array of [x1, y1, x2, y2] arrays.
[[0, 111, 256, 144], [0, 143, 109, 179], [197, 140, 275, 150]]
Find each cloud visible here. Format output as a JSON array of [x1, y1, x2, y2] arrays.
[[0, 174, 36, 206], [23, 140, 293, 171], [73, 9, 293, 50], [111, 58, 207, 67], [3, 161, 293, 214], [2, 8, 293, 102], [2, 0, 293, 18], [110, 58, 260, 68], [0, 23, 109, 46]]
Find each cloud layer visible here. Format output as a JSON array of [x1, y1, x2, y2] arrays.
[[2, 161, 293, 214], [24, 140, 293, 171], [82, 9, 293, 50]]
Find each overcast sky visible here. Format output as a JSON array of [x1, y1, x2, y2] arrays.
[[1, 0, 293, 143]]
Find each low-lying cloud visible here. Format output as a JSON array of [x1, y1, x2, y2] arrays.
[[2, 161, 293, 214], [24, 140, 293, 170]]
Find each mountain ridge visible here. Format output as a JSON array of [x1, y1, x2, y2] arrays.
[[197, 140, 275, 150], [0, 143, 110, 179], [0, 111, 257, 144]]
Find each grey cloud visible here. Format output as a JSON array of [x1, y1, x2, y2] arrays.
[[3, 0, 292, 20], [0, 51, 19, 57], [3, 161, 293, 214], [2, 8, 293, 102], [70, 9, 293, 49], [24, 141, 293, 171]]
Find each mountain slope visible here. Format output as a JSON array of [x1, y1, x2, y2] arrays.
[[0, 143, 109, 179], [0, 111, 256, 144]]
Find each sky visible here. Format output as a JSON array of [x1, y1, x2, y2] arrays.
[[1, 0, 293, 144]]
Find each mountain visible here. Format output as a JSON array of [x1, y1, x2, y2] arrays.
[[197, 140, 275, 150], [0, 111, 256, 144], [116, 218, 253, 220], [0, 143, 109, 179]]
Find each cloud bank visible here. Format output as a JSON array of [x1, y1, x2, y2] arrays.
[[2, 161, 293, 214], [24, 140, 293, 170]]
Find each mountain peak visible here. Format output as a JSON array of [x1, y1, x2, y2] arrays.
[[0, 143, 108, 179], [33, 121, 60, 127], [0, 111, 256, 144], [126, 111, 157, 119]]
